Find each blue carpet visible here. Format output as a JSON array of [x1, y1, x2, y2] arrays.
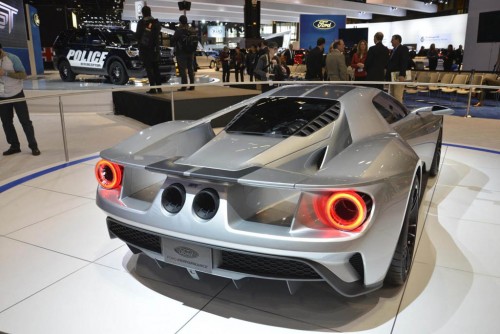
[[404, 93, 500, 119]]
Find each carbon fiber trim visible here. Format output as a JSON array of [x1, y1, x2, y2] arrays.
[[146, 157, 260, 182]]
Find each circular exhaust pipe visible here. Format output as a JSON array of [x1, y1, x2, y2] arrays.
[[193, 188, 219, 220], [162, 183, 186, 214]]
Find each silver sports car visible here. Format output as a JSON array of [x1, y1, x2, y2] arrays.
[[95, 84, 452, 297]]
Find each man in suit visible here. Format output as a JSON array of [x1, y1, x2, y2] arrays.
[[386, 34, 410, 103], [325, 39, 348, 81], [365, 32, 389, 91], [283, 43, 295, 66], [306, 37, 326, 81]]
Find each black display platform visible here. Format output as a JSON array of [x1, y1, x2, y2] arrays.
[[113, 86, 259, 127]]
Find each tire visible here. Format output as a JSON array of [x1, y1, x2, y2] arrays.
[[108, 61, 129, 85], [429, 128, 443, 177], [386, 175, 420, 285], [58, 60, 76, 82], [210, 60, 215, 69]]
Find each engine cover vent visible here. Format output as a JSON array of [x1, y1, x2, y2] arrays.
[[296, 101, 341, 137]]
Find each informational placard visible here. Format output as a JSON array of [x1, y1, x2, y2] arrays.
[[207, 25, 225, 38], [299, 14, 346, 52]]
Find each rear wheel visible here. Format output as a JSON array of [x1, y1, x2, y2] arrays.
[[108, 61, 129, 85], [58, 60, 76, 82], [386, 175, 420, 285], [429, 128, 443, 177], [210, 60, 216, 69]]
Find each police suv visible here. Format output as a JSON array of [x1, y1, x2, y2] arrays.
[[53, 27, 175, 85]]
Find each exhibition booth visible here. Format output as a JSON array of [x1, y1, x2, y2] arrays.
[[0, 0, 500, 333]]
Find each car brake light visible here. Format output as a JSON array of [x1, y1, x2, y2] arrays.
[[95, 159, 123, 189], [314, 191, 367, 231]]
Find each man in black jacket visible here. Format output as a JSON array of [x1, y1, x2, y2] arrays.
[[365, 32, 389, 91], [305, 37, 325, 81], [172, 15, 196, 91], [386, 34, 410, 103], [136, 6, 162, 94]]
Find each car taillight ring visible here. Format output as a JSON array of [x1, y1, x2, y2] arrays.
[[95, 159, 123, 189], [315, 191, 367, 231]]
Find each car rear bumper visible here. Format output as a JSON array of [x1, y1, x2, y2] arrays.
[[106, 216, 383, 297]]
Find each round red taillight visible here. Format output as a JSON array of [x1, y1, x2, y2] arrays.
[[95, 160, 123, 189], [314, 191, 367, 231]]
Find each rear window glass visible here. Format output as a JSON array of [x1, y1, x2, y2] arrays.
[[225, 97, 337, 137]]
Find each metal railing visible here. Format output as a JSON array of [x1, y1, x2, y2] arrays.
[[0, 78, 498, 186]]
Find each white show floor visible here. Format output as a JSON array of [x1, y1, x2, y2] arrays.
[[0, 143, 500, 334]]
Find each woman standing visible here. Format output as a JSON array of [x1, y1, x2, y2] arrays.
[[351, 39, 367, 81], [443, 44, 455, 71], [245, 44, 257, 81], [233, 47, 246, 82], [427, 43, 438, 71]]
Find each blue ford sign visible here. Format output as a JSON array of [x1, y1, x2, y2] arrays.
[[300, 14, 345, 51]]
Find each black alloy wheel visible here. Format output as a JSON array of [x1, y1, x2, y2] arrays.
[[108, 61, 129, 85], [58, 60, 76, 82], [386, 175, 420, 285]]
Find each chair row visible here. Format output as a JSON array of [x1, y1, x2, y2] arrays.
[[404, 71, 499, 103]]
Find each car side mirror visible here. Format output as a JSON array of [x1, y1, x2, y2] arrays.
[[412, 105, 454, 116]]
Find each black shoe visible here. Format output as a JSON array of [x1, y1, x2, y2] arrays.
[[157, 88, 163, 93], [3, 147, 21, 156], [177, 87, 187, 91], [188, 87, 195, 91], [146, 89, 157, 94], [31, 148, 41, 156]]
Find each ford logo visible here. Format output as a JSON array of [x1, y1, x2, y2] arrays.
[[313, 19, 336, 30], [174, 246, 199, 258]]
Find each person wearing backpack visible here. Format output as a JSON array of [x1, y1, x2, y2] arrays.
[[136, 6, 162, 94], [172, 15, 196, 91]]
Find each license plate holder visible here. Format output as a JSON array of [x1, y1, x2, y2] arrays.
[[162, 237, 212, 273]]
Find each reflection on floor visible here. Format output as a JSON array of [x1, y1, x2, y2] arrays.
[[0, 144, 499, 334]]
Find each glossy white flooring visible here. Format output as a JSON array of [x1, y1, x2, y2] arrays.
[[1, 72, 500, 333], [0, 144, 499, 334]]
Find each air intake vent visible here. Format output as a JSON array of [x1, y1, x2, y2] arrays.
[[220, 251, 321, 279], [349, 253, 364, 281], [296, 102, 341, 137], [107, 218, 161, 253]]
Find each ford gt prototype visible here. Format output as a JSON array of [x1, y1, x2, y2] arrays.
[[95, 84, 452, 297]]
